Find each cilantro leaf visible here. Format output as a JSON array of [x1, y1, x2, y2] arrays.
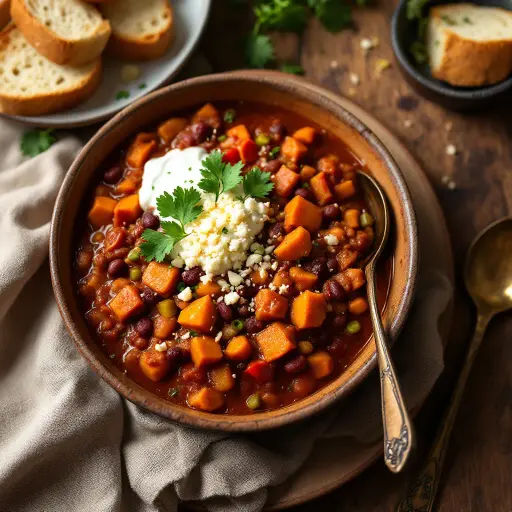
[[139, 230, 175, 263], [280, 63, 305, 75], [245, 33, 275, 69], [255, 0, 308, 33], [406, 0, 429, 20], [309, 0, 352, 32], [116, 90, 130, 100], [157, 187, 202, 228], [21, 129, 57, 157], [198, 150, 243, 201], [241, 168, 274, 200]]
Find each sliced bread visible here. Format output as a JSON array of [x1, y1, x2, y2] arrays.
[[428, 4, 512, 87], [0, 25, 101, 115], [101, 0, 173, 60], [0, 0, 9, 30], [10, 0, 111, 66]]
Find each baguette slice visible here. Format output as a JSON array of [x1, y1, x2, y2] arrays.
[[428, 4, 512, 87], [101, 0, 173, 60], [0, 0, 9, 30], [0, 25, 101, 116], [11, 0, 111, 66]]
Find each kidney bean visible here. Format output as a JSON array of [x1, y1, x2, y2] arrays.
[[269, 121, 286, 141], [284, 355, 307, 374], [103, 165, 122, 184], [142, 211, 160, 230], [175, 132, 195, 149], [268, 222, 285, 240], [181, 267, 203, 286], [278, 260, 293, 271], [238, 286, 257, 298], [303, 257, 327, 277], [323, 279, 344, 301], [327, 336, 346, 354], [191, 121, 211, 143], [294, 188, 313, 201], [264, 159, 282, 173], [217, 302, 233, 322], [107, 258, 127, 278], [166, 346, 183, 368], [322, 204, 340, 220], [141, 288, 158, 307], [238, 304, 251, 317], [331, 314, 347, 329], [132, 337, 149, 350], [245, 316, 265, 334], [327, 257, 338, 273], [135, 317, 153, 338]]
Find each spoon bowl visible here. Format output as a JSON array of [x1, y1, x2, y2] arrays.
[[465, 217, 512, 313]]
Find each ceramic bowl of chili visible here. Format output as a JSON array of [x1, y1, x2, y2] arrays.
[[50, 71, 418, 432]]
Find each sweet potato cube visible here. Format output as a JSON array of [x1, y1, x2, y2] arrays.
[[227, 124, 251, 141], [191, 335, 223, 367], [344, 209, 361, 228], [139, 350, 170, 382], [308, 351, 334, 379], [196, 281, 222, 298], [153, 315, 178, 339], [334, 180, 357, 200], [334, 268, 366, 292], [192, 103, 221, 127], [272, 269, 293, 289], [284, 195, 322, 232], [116, 179, 137, 195], [88, 196, 118, 228], [113, 194, 142, 227], [224, 335, 253, 361], [209, 364, 235, 392], [157, 117, 188, 142], [188, 387, 224, 412], [178, 296, 217, 333], [293, 126, 316, 145], [274, 165, 300, 197], [310, 172, 334, 206], [126, 134, 157, 168], [109, 286, 144, 322], [256, 322, 296, 362], [142, 262, 181, 295], [290, 291, 327, 330], [274, 226, 312, 261], [281, 136, 308, 163], [300, 165, 317, 182], [254, 289, 289, 321], [289, 267, 318, 291], [336, 249, 359, 271]]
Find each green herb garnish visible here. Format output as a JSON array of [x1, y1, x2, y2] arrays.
[[218, 134, 227, 142], [116, 90, 130, 100], [410, 40, 428, 64], [280, 63, 305, 75], [239, 168, 274, 200], [168, 387, 179, 398], [224, 109, 236, 123], [21, 129, 56, 157], [139, 83, 147, 89], [222, 227, 229, 234], [269, 146, 281, 158], [177, 282, 186, 292], [189, 331, 198, 337], [245, 33, 275, 69], [198, 150, 244, 201]]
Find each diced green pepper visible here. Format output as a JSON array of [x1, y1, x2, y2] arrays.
[[157, 299, 177, 318], [360, 212, 374, 228], [246, 393, 261, 410], [127, 247, 141, 261], [129, 267, 142, 281], [255, 133, 271, 146], [346, 320, 361, 334]]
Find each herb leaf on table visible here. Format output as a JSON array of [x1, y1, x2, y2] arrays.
[[20, 129, 57, 157]]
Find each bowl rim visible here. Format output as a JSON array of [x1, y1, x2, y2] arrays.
[[391, 0, 512, 100], [50, 70, 418, 432]]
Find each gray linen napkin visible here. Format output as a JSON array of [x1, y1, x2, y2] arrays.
[[0, 115, 451, 511]]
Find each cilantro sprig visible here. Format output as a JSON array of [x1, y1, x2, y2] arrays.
[[21, 129, 57, 157], [406, 0, 432, 64], [239, 169, 274, 200], [198, 150, 244, 201]]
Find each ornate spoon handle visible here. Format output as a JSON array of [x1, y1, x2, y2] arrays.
[[366, 262, 414, 473], [396, 313, 491, 511]]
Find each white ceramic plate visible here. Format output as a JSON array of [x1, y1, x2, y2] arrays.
[[4, 0, 211, 128]]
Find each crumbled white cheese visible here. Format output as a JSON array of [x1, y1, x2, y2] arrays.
[[177, 287, 193, 301], [278, 284, 289, 295], [269, 283, 277, 291], [446, 144, 457, 156], [171, 193, 269, 276], [224, 291, 241, 305], [264, 245, 275, 254], [271, 261, 279, 271], [218, 279, 230, 292], [228, 271, 244, 287], [200, 273, 213, 284], [181, 332, 191, 340], [215, 332, 222, 342], [155, 342, 167, 352], [325, 234, 340, 246], [246, 254, 263, 267], [171, 257, 185, 268], [350, 73, 360, 85]]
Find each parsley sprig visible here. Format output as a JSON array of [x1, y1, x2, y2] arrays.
[[21, 129, 56, 157], [140, 150, 274, 262]]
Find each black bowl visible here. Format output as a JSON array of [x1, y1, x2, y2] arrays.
[[391, 0, 512, 110]]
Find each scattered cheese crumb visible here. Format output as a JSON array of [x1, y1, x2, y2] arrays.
[[271, 261, 279, 271], [325, 234, 339, 246], [182, 332, 191, 340], [155, 342, 167, 352], [264, 245, 275, 254], [447, 181, 457, 190], [349, 73, 360, 85], [269, 283, 277, 291], [215, 332, 222, 342], [278, 284, 289, 295], [228, 271, 243, 287], [171, 257, 185, 268], [200, 273, 213, 284], [360, 37, 378, 55], [246, 254, 263, 267], [224, 291, 241, 305], [446, 144, 457, 156], [177, 287, 193, 301]]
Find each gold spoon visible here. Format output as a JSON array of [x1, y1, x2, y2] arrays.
[[397, 217, 512, 511], [358, 171, 414, 473]]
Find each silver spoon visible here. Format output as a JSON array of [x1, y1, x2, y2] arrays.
[[397, 217, 512, 511], [358, 171, 414, 473]]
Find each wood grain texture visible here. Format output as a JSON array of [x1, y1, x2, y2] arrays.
[[201, 1, 512, 510]]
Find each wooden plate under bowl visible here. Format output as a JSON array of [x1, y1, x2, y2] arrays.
[[50, 71, 418, 432]]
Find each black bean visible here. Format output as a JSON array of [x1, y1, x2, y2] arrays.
[[284, 355, 307, 374], [322, 204, 340, 220], [107, 258, 127, 277], [327, 257, 338, 273], [135, 317, 153, 338], [268, 222, 285, 240], [279, 260, 293, 271], [322, 279, 344, 301], [269, 121, 286, 141], [245, 316, 265, 334], [238, 286, 257, 298], [294, 188, 313, 201], [181, 267, 203, 286], [264, 159, 282, 173], [238, 305, 251, 317], [142, 211, 160, 230], [191, 121, 211, 143], [103, 165, 122, 184], [141, 288, 158, 307], [331, 314, 347, 329], [303, 257, 327, 277], [327, 336, 346, 354], [166, 346, 183, 367], [217, 302, 233, 322]]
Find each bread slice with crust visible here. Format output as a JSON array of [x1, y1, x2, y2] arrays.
[[10, 0, 111, 66], [0, 25, 101, 116], [101, 0, 173, 60], [0, 0, 10, 30], [428, 4, 512, 87]]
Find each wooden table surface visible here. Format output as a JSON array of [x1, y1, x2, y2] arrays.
[[201, 1, 512, 511]]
